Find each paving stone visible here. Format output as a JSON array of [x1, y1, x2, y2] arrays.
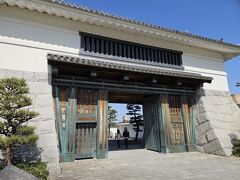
[[57, 150, 240, 180]]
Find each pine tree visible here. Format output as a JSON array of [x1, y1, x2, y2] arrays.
[[0, 78, 39, 165], [126, 104, 143, 142], [108, 105, 118, 136]]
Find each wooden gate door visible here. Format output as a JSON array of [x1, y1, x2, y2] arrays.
[[161, 95, 195, 152], [143, 94, 195, 154], [54, 87, 108, 161], [75, 89, 98, 159], [143, 95, 162, 152]]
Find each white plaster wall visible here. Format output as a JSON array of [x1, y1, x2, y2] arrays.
[[0, 16, 79, 73], [109, 128, 118, 139], [0, 11, 229, 91], [183, 54, 229, 91]]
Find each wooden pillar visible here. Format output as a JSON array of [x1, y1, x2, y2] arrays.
[[160, 94, 171, 153], [181, 96, 196, 151], [97, 90, 108, 159], [54, 86, 76, 162]]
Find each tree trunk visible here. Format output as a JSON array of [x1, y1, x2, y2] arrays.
[[135, 126, 139, 142], [5, 147, 11, 165]]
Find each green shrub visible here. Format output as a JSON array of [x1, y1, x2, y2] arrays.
[[232, 140, 240, 157], [16, 161, 49, 180]]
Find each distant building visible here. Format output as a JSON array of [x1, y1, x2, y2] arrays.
[[231, 94, 240, 107], [122, 116, 129, 123]]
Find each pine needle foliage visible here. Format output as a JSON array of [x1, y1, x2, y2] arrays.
[[232, 140, 240, 157], [0, 78, 39, 165]]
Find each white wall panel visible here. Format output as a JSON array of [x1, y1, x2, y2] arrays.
[[183, 54, 229, 91]]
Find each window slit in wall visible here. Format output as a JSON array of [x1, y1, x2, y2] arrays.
[[80, 33, 183, 66]]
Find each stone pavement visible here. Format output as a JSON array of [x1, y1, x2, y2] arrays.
[[57, 149, 240, 180]]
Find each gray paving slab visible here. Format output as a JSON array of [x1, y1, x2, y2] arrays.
[[57, 149, 240, 180]]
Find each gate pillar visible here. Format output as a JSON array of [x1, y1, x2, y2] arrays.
[[96, 90, 108, 159]]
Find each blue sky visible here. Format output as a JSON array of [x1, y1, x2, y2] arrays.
[[67, 0, 240, 120]]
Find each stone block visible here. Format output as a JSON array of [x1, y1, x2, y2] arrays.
[[203, 89, 213, 96], [0, 165, 38, 180], [196, 145, 205, 153], [37, 133, 58, 149], [28, 82, 52, 95], [47, 163, 61, 179], [196, 121, 212, 136], [214, 130, 233, 148], [218, 96, 230, 105], [4, 69, 23, 78], [213, 90, 221, 96], [211, 120, 234, 131], [34, 72, 49, 82], [211, 96, 221, 105], [203, 139, 222, 154], [34, 106, 55, 120], [213, 149, 226, 156], [222, 114, 235, 123], [208, 112, 228, 122], [196, 134, 207, 145], [220, 148, 232, 156], [35, 94, 53, 108], [232, 107, 240, 117], [201, 101, 215, 113], [219, 104, 233, 114], [196, 113, 208, 125], [196, 103, 206, 114], [22, 71, 36, 82], [206, 130, 217, 142], [221, 91, 230, 97], [41, 147, 60, 163], [37, 119, 56, 135]]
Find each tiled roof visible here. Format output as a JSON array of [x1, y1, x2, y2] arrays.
[[49, 0, 240, 48], [47, 53, 213, 83]]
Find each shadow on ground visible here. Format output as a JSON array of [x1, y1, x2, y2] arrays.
[[108, 139, 144, 151]]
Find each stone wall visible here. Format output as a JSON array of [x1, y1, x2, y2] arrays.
[[0, 68, 60, 178], [195, 88, 240, 156]]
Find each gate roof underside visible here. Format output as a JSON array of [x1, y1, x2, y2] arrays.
[[47, 53, 212, 83]]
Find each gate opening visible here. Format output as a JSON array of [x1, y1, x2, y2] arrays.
[[108, 101, 145, 152]]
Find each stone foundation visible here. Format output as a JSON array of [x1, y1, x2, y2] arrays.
[[195, 88, 240, 156], [0, 68, 60, 178]]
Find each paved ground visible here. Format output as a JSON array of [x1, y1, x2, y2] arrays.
[[108, 139, 144, 151], [57, 149, 240, 180]]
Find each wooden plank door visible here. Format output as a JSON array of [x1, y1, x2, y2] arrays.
[[143, 95, 162, 152], [181, 96, 196, 151], [53, 86, 76, 162], [75, 89, 98, 159], [75, 123, 97, 159]]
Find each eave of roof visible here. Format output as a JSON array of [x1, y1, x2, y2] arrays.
[[47, 53, 213, 83], [51, 0, 239, 48], [1, 0, 240, 60]]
